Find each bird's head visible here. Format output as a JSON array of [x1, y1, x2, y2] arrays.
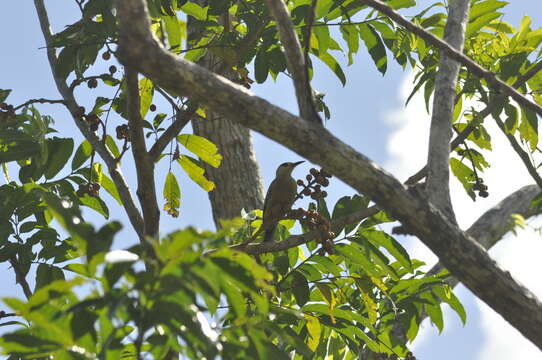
[[276, 161, 304, 177]]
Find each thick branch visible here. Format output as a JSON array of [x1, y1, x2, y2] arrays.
[[265, 0, 321, 124], [116, 0, 542, 348], [33, 0, 145, 239], [425, 0, 469, 221], [361, 0, 542, 118], [427, 184, 541, 284], [125, 68, 160, 238]]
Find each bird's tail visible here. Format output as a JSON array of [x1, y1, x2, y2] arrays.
[[263, 225, 277, 242]]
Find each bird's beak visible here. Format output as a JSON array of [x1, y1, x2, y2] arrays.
[[293, 161, 305, 167]]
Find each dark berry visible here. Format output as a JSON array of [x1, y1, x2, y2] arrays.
[[109, 65, 117, 74], [149, 104, 157, 112], [102, 51, 111, 60], [479, 190, 489, 198], [87, 78, 98, 89], [310, 168, 319, 176], [75, 106, 85, 118], [296, 179, 304, 186]]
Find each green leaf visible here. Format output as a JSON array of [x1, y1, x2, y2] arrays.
[[139, 77, 154, 119], [35, 263, 65, 291], [177, 134, 222, 168], [519, 106, 538, 151], [359, 229, 412, 271], [450, 158, 476, 199], [44, 137, 74, 179], [433, 284, 467, 325], [0, 89, 11, 103], [292, 272, 310, 307], [105, 135, 120, 158], [163, 171, 181, 217], [181, 2, 208, 20], [387, 0, 416, 9], [359, 24, 387, 75], [80, 194, 109, 219], [72, 140, 93, 170], [163, 15, 183, 50], [469, 0, 507, 22], [177, 156, 215, 192], [331, 195, 368, 234], [100, 173, 122, 206], [316, 52, 346, 86]]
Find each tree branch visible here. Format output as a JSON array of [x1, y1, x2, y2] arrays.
[[33, 0, 145, 240], [405, 60, 542, 185], [148, 103, 197, 162], [427, 184, 541, 283], [115, 0, 542, 348], [360, 0, 542, 118], [265, 0, 322, 124], [425, 0, 469, 221], [125, 68, 160, 239]]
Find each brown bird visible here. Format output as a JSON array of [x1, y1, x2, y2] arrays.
[[261, 161, 304, 242]]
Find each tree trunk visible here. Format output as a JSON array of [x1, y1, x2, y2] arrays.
[[188, 4, 264, 228]]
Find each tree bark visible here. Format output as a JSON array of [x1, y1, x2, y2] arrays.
[[426, 0, 470, 221], [188, 3, 264, 228]]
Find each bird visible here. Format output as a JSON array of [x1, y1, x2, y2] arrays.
[[261, 161, 304, 242]]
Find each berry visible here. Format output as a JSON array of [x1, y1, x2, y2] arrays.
[[74, 106, 85, 118], [149, 104, 157, 112], [310, 168, 319, 176], [109, 65, 117, 74], [87, 78, 98, 89], [479, 190, 489, 198], [102, 51, 111, 60], [296, 179, 304, 186]]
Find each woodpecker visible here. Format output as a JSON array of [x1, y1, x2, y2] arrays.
[[261, 161, 304, 242]]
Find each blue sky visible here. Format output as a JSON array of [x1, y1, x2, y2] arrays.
[[1, 1, 542, 359]]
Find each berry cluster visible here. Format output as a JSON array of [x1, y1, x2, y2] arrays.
[[102, 51, 118, 75], [288, 208, 336, 255], [86, 113, 101, 132], [76, 182, 100, 197], [116, 124, 130, 140], [73, 107, 102, 132], [297, 168, 331, 200], [473, 179, 488, 198], [0, 103, 15, 121]]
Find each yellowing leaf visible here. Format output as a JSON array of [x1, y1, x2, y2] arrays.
[[316, 283, 336, 324], [163, 171, 180, 217], [139, 77, 154, 119], [177, 156, 215, 192], [178, 134, 222, 168], [305, 315, 321, 351]]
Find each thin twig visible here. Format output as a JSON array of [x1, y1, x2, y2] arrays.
[[148, 103, 197, 162], [405, 61, 542, 185], [13, 98, 66, 111], [361, 0, 542, 118]]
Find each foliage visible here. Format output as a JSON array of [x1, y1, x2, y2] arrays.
[[1, 0, 542, 358]]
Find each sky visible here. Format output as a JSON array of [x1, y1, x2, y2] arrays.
[[1, 1, 542, 359]]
